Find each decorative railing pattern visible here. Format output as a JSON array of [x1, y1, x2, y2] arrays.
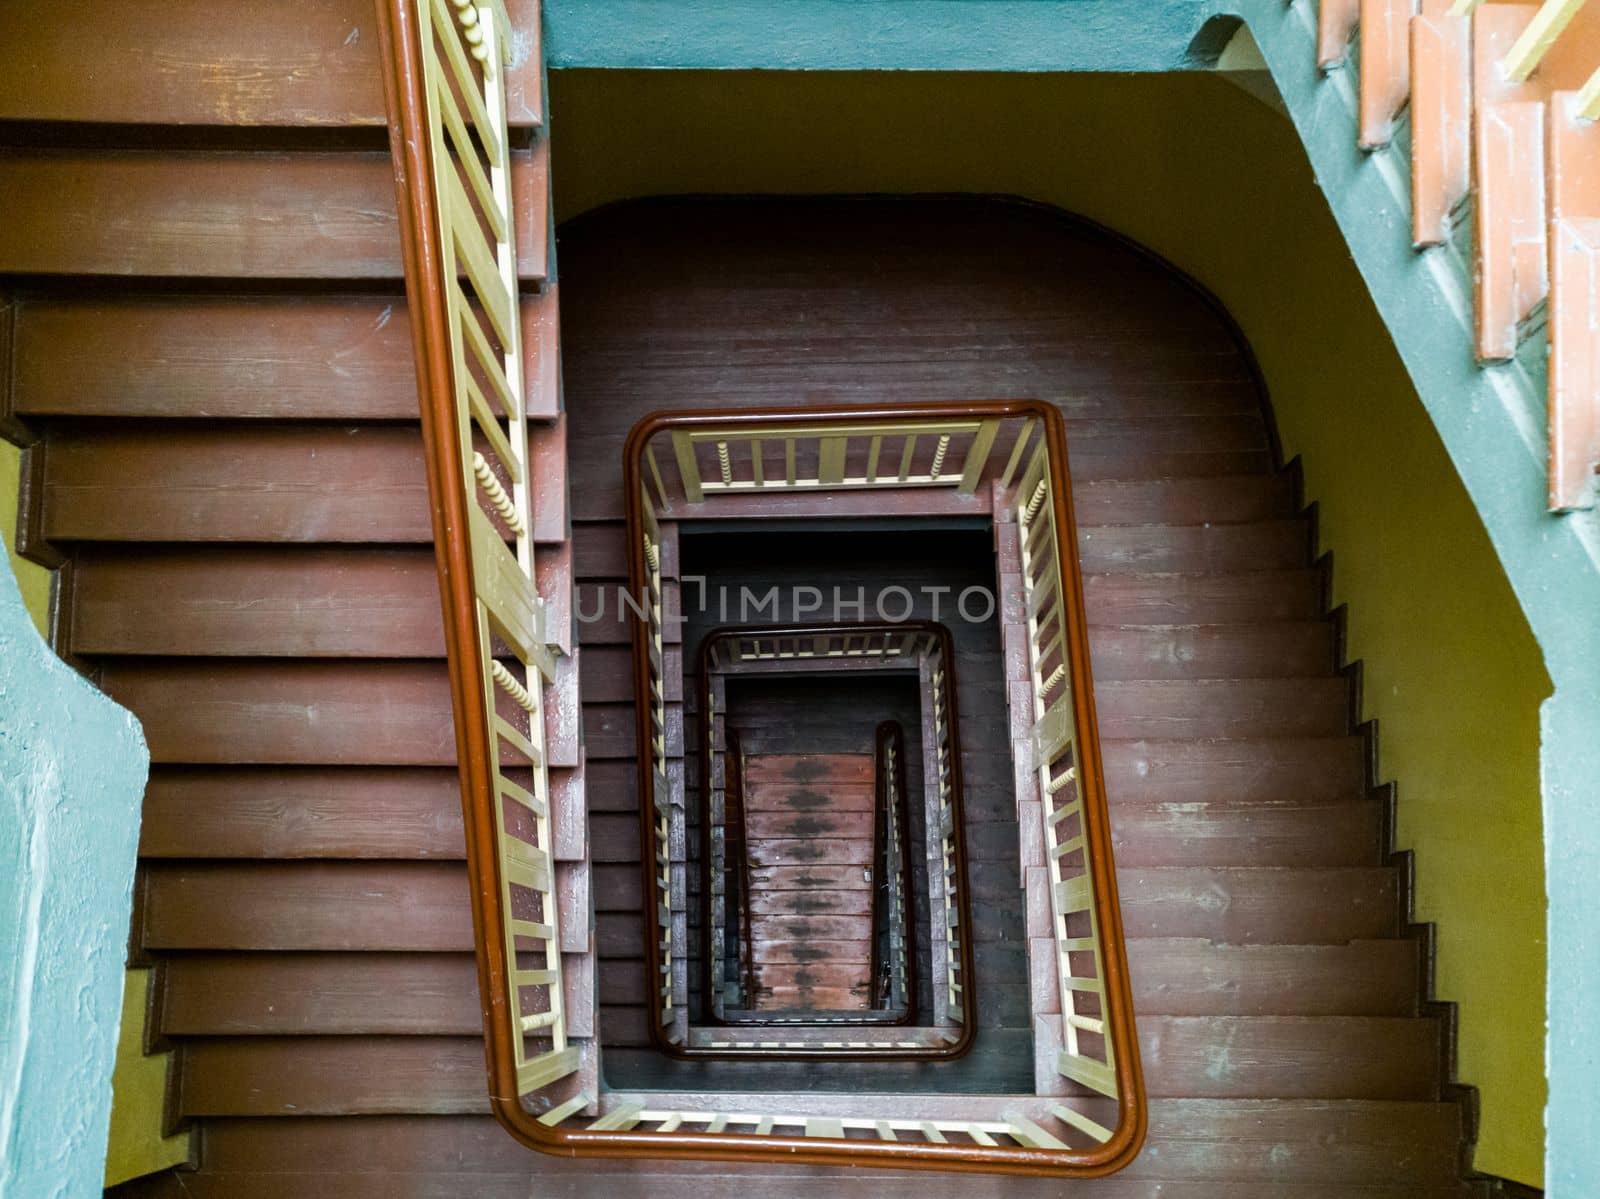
[[376, 0, 579, 1116], [639, 489, 682, 1043], [1014, 431, 1118, 1101], [644, 414, 1006, 511], [687, 623, 966, 1054]]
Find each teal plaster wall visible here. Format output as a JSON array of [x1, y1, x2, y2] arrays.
[[0, 547, 149, 1197], [545, 0, 1222, 71]]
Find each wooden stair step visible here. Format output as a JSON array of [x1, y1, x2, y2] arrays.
[[1093, 677, 1350, 739], [68, 547, 444, 658], [102, 660, 462, 766], [1099, 736, 1366, 803], [159, 953, 482, 1037], [586, 814, 649, 865], [1408, 9, 1471, 247], [741, 752, 875, 789], [1076, 521, 1309, 575], [1107, 797, 1385, 868], [1126, 938, 1420, 1017], [575, 580, 684, 644], [581, 701, 683, 761], [573, 519, 692, 581], [1116, 867, 1398, 944], [137, 766, 466, 859], [581, 760, 641, 811], [546, 649, 582, 769], [745, 839, 874, 869], [747, 890, 872, 917], [556, 859, 591, 955], [1082, 570, 1323, 624], [1358, 0, 1414, 149], [142, 862, 474, 952], [529, 414, 569, 544], [102, 658, 571, 768], [40, 426, 566, 547], [551, 762, 588, 863], [1470, 5, 1550, 362], [743, 808, 876, 841], [174, 1104, 1471, 1193], [42, 425, 430, 544], [536, 539, 575, 657], [172, 1013, 1437, 1118], [1085, 622, 1334, 680], [0, 0, 544, 127], [1071, 476, 1296, 525], [0, 146, 547, 280], [576, 644, 681, 704], [9, 292, 559, 422]]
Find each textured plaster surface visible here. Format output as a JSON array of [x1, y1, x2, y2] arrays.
[[546, 0, 1228, 71], [0, 545, 149, 1198]]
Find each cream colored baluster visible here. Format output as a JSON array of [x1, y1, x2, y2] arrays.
[[671, 430, 704, 502]]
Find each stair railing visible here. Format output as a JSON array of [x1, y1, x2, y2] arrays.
[[375, 0, 582, 1121], [872, 720, 917, 1016], [381, 0, 1147, 1144], [621, 402, 1145, 1171], [1013, 426, 1121, 1105], [637, 488, 683, 1043]]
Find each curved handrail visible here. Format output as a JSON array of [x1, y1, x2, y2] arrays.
[[379, 0, 1145, 1152], [621, 402, 1145, 1169]]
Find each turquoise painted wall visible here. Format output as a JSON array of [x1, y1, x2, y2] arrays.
[[0, 491, 150, 1195]]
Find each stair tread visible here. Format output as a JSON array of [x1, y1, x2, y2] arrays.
[[0, 146, 547, 280], [0, 0, 546, 127]]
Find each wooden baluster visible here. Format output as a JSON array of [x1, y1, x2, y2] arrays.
[[671, 430, 704, 502]]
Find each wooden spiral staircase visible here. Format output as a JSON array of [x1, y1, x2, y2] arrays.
[[0, 0, 1533, 1194]]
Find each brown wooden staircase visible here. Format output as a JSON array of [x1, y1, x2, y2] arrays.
[[0, 1, 1500, 1193]]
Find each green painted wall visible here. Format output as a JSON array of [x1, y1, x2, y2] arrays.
[[104, 969, 189, 1186], [0, 442, 48, 638], [548, 68, 1549, 1186]]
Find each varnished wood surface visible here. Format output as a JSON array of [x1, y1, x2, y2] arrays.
[[738, 753, 877, 1011], [0, 0, 545, 127], [0, 146, 548, 279]]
